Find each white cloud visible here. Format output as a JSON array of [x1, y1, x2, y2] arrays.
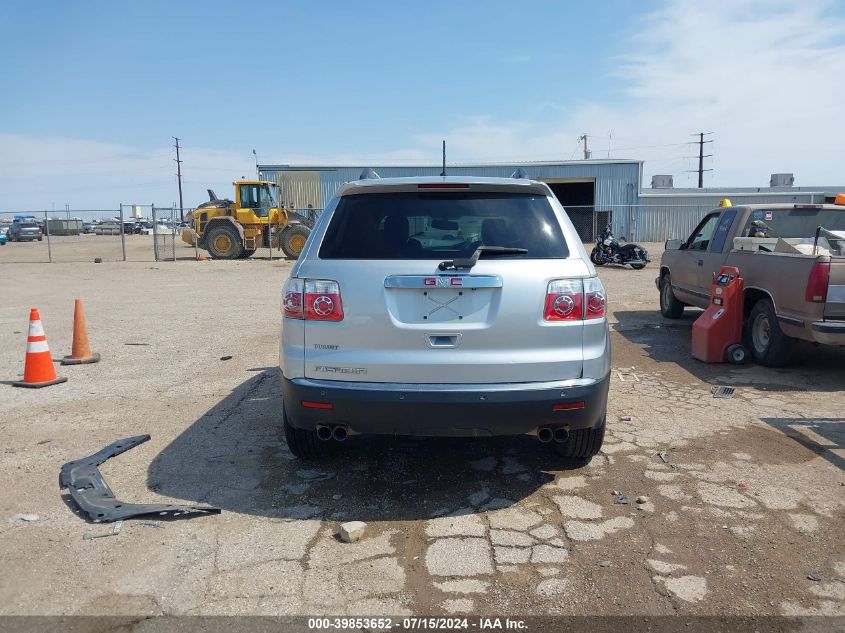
[[2, 0, 843, 209], [399, 0, 845, 187], [0, 134, 255, 211]]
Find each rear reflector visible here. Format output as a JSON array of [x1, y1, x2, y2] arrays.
[[805, 262, 830, 303], [553, 401, 585, 411], [302, 400, 333, 410], [417, 183, 470, 189]]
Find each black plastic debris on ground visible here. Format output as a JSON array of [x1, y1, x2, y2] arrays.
[[711, 386, 736, 399], [59, 434, 221, 523]]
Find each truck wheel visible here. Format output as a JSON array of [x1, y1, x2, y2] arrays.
[[747, 299, 792, 367], [280, 224, 310, 259], [205, 224, 244, 260], [283, 407, 335, 459], [659, 273, 685, 318], [552, 416, 605, 460]]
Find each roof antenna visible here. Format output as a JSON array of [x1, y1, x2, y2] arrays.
[[440, 140, 447, 177]]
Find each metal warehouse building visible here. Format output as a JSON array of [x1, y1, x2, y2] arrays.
[[258, 161, 844, 242]]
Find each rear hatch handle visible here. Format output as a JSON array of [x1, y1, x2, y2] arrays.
[[439, 246, 527, 271]]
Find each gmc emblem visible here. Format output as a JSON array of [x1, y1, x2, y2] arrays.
[[424, 277, 463, 287]]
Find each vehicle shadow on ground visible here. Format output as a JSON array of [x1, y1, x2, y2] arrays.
[[613, 309, 845, 393], [761, 418, 845, 471], [147, 369, 588, 522]]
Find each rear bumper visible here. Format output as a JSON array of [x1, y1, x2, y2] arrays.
[[810, 320, 845, 346], [281, 372, 610, 437]]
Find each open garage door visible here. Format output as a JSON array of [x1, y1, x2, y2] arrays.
[[544, 180, 604, 242]]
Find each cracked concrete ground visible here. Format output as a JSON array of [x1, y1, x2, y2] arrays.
[[0, 243, 843, 616]]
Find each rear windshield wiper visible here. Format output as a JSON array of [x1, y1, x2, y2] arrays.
[[438, 245, 528, 271]]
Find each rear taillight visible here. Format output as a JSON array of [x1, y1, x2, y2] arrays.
[[283, 278, 304, 319], [584, 277, 606, 319], [305, 279, 344, 321], [544, 277, 606, 321], [805, 262, 830, 303], [544, 280, 583, 321], [283, 278, 345, 321]]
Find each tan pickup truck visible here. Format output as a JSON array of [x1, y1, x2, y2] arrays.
[[657, 202, 845, 366]]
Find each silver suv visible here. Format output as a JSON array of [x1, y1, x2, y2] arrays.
[[280, 175, 610, 460]]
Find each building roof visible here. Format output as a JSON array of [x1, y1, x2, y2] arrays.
[[258, 158, 643, 171]]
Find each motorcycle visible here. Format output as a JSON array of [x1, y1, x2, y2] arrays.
[[590, 225, 650, 269]]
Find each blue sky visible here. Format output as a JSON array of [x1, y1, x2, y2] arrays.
[[1, 0, 843, 209]]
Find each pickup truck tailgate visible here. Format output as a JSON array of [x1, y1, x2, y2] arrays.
[[825, 257, 845, 319]]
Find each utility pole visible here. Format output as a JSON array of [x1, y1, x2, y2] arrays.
[[173, 137, 185, 221], [578, 134, 590, 160], [692, 132, 713, 188]]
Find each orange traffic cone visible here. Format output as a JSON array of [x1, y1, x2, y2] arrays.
[[13, 308, 68, 388], [61, 299, 100, 365]]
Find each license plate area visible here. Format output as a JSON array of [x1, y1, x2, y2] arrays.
[[384, 275, 502, 326]]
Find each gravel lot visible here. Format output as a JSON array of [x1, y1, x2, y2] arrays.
[[1, 241, 843, 617]]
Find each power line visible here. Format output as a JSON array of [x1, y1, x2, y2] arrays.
[[578, 133, 591, 160], [173, 137, 184, 221], [689, 132, 714, 188]]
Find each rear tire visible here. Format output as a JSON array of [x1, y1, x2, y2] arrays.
[[206, 224, 244, 260], [659, 273, 685, 318], [283, 406, 335, 459], [747, 299, 792, 367], [280, 224, 311, 259], [552, 416, 606, 460]]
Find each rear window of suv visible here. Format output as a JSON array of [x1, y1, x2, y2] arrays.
[[319, 192, 569, 259]]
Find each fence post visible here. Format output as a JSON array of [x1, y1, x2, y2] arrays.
[[171, 208, 176, 261], [43, 210, 53, 263], [119, 204, 126, 262], [152, 206, 159, 262]]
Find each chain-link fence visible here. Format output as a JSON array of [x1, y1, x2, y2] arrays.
[[1, 201, 718, 263]]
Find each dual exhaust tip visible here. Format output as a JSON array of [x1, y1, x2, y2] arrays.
[[537, 427, 569, 443], [317, 424, 348, 442]]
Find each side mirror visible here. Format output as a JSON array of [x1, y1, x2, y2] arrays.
[[665, 239, 683, 251]]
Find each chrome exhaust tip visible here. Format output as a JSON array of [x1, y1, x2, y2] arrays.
[[553, 428, 570, 443], [537, 427, 553, 443], [331, 425, 349, 442], [316, 425, 333, 441]]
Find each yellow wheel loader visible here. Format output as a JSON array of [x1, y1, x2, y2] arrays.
[[182, 181, 312, 259]]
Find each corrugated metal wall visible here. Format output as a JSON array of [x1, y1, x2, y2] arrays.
[[260, 161, 641, 239], [636, 192, 824, 242], [259, 163, 842, 242]]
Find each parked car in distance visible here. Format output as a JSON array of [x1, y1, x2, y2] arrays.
[[93, 221, 121, 235], [8, 217, 42, 242], [658, 202, 845, 366], [0, 229, 7, 246], [82, 222, 93, 234], [280, 174, 611, 460]]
